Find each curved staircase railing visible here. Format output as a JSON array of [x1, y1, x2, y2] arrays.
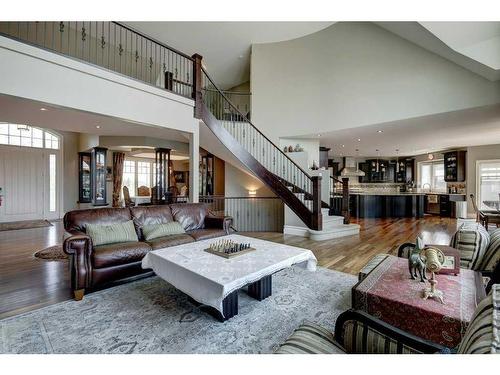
[[194, 62, 322, 230]]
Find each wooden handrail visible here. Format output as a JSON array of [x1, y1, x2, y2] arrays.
[[200, 67, 314, 182], [113, 22, 194, 62]]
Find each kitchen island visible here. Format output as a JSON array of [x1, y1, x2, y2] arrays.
[[350, 192, 425, 218]]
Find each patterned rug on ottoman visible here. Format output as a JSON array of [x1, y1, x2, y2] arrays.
[[0, 266, 356, 354]]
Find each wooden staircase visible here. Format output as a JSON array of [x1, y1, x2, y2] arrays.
[[192, 55, 351, 232]]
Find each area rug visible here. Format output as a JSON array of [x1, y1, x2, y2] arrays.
[[0, 266, 356, 354], [0, 220, 53, 232], [33, 245, 68, 261]]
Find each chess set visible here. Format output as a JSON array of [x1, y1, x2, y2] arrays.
[[204, 239, 256, 259]]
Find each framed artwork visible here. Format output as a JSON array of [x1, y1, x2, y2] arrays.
[[174, 171, 185, 183]]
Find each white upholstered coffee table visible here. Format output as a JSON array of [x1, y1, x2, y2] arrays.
[[141, 234, 317, 321]]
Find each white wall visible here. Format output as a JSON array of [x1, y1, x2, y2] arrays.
[[60, 130, 80, 212], [251, 22, 500, 142], [279, 138, 319, 169], [224, 163, 274, 197]]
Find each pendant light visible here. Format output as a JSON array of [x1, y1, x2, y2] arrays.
[[375, 149, 380, 172]]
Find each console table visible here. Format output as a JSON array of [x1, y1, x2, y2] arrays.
[[352, 255, 485, 348]]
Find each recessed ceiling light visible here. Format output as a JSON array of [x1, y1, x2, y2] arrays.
[[377, 130, 383, 133], [96, 125, 101, 129], [341, 144, 345, 148], [40, 108, 47, 111], [317, 134, 321, 137], [357, 138, 361, 142]]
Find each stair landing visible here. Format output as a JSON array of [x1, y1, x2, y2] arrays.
[[283, 208, 360, 241]]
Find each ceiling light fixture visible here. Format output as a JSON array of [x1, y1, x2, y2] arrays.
[[96, 125, 101, 129], [341, 144, 345, 148], [357, 138, 361, 142], [377, 130, 383, 133], [40, 108, 47, 111]]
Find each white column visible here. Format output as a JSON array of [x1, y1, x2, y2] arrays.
[[189, 122, 200, 203]]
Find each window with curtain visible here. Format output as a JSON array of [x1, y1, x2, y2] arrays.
[[419, 160, 446, 191], [477, 160, 500, 210]]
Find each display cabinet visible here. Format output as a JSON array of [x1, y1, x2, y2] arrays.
[[78, 152, 92, 203], [444, 151, 466, 182], [92, 147, 108, 206]]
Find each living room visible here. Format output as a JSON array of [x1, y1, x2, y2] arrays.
[[1, 0, 500, 373]]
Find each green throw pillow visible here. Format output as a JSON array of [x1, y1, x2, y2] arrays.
[[86, 220, 138, 246], [142, 221, 185, 241]]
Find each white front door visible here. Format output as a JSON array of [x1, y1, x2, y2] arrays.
[[0, 146, 54, 222]]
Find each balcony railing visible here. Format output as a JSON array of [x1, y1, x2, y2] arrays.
[[199, 196, 284, 232], [0, 21, 194, 98]]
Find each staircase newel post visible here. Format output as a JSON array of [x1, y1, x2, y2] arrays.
[[192, 53, 203, 119], [311, 176, 322, 231], [342, 177, 350, 224]]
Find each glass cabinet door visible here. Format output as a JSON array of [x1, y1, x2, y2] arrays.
[[78, 152, 92, 203], [92, 147, 108, 206]]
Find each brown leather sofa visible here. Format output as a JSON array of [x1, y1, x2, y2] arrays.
[[63, 203, 232, 300]]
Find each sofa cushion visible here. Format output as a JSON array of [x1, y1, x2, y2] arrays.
[[188, 228, 226, 241], [275, 322, 344, 354], [480, 228, 500, 272], [170, 203, 209, 231], [93, 241, 151, 268], [146, 234, 195, 250], [86, 220, 138, 246], [458, 284, 499, 354], [450, 223, 489, 270], [142, 221, 185, 241], [64, 207, 131, 233], [130, 205, 174, 239]]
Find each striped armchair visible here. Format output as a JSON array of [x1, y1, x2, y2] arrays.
[[275, 285, 500, 354]]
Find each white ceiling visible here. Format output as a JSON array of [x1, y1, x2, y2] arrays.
[[0, 94, 191, 143], [300, 104, 500, 157], [377, 22, 500, 81], [125, 22, 334, 89]]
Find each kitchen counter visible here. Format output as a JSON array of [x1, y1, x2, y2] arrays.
[[350, 193, 425, 219], [350, 192, 425, 196]]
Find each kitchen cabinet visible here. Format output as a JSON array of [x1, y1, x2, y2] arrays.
[[444, 151, 466, 182], [395, 159, 415, 184]]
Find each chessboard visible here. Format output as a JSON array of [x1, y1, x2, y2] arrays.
[[204, 247, 256, 259]]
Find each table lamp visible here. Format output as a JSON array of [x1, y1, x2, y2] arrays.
[[421, 247, 445, 304]]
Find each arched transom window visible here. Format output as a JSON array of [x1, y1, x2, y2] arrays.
[[0, 123, 60, 149]]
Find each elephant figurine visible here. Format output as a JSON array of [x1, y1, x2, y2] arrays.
[[408, 237, 427, 282]]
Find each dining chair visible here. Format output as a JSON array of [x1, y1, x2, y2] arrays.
[[470, 194, 500, 228], [122, 186, 135, 207]]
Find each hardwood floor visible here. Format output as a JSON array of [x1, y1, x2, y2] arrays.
[[0, 216, 458, 319]]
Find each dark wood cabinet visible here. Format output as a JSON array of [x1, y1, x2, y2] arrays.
[[444, 151, 466, 182], [395, 159, 415, 183], [92, 147, 108, 206], [78, 152, 92, 203], [200, 153, 225, 196], [319, 147, 330, 169]]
